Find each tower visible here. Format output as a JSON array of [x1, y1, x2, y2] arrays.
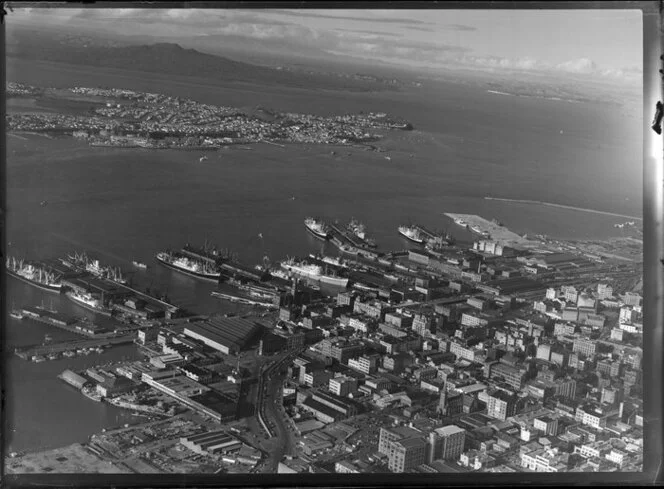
[[437, 380, 447, 415]]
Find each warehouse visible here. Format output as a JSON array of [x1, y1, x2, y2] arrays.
[[183, 316, 262, 355], [180, 430, 242, 455]]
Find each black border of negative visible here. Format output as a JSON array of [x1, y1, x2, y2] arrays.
[[0, 1, 661, 487]]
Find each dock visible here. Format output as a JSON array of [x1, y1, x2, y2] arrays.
[[14, 335, 135, 360], [412, 224, 440, 241], [444, 213, 530, 246], [21, 306, 107, 337]]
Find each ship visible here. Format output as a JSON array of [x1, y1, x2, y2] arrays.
[[62, 252, 127, 284], [310, 254, 348, 269], [155, 251, 221, 282], [398, 225, 425, 244], [280, 257, 348, 287], [469, 225, 490, 237], [347, 218, 377, 248], [85, 258, 127, 284], [82, 385, 103, 402], [304, 217, 330, 240], [10, 310, 24, 320], [132, 261, 148, 269], [6, 257, 63, 293], [65, 289, 114, 317]]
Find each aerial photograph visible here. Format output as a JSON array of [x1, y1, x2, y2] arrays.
[[4, 6, 644, 475]]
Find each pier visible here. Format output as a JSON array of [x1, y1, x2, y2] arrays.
[[21, 306, 107, 337], [14, 335, 135, 360]]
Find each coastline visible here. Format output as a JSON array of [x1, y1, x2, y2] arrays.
[[484, 196, 642, 221]]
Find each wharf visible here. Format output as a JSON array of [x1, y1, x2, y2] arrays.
[[328, 223, 380, 258], [14, 335, 134, 360], [413, 224, 439, 241], [21, 306, 104, 337], [180, 245, 219, 266], [444, 213, 530, 246], [211, 291, 278, 309], [112, 280, 180, 312]]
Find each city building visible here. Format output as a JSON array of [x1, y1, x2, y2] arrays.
[[428, 425, 466, 462]]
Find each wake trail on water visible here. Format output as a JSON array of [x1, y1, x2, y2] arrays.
[[484, 197, 642, 221]]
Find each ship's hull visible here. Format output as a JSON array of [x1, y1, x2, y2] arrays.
[[6, 268, 63, 294], [155, 254, 221, 283], [65, 292, 113, 317], [398, 229, 425, 244], [281, 264, 348, 287], [305, 224, 330, 241]]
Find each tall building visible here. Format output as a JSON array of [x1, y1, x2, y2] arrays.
[[388, 437, 427, 473], [486, 390, 518, 421], [428, 425, 466, 463]]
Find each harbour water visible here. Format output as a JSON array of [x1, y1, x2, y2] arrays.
[[5, 59, 642, 453]]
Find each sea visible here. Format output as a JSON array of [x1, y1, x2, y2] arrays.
[[4, 58, 643, 454]]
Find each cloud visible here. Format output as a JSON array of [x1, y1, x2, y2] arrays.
[[271, 9, 432, 26], [334, 28, 402, 38], [556, 57, 597, 74], [447, 24, 477, 31], [453, 54, 640, 81]]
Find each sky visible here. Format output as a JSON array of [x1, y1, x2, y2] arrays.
[[10, 7, 643, 81]]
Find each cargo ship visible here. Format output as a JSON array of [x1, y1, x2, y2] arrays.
[[398, 225, 425, 244], [6, 257, 63, 293], [310, 254, 349, 269], [304, 217, 330, 240], [65, 289, 114, 317], [155, 251, 221, 282], [61, 252, 127, 284], [86, 259, 127, 284], [347, 219, 377, 248], [280, 257, 348, 287]]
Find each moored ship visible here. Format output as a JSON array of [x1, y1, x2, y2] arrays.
[[304, 217, 330, 240], [398, 225, 425, 244], [310, 254, 349, 269], [6, 257, 63, 293], [155, 251, 221, 282], [280, 257, 348, 287], [62, 252, 127, 284], [65, 289, 114, 317], [347, 218, 377, 248]]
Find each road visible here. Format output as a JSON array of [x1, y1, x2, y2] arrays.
[[254, 347, 304, 472]]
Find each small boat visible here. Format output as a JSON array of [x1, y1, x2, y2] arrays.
[[10, 310, 24, 320], [33, 355, 46, 363], [132, 261, 148, 269], [40, 200, 48, 207], [47, 352, 60, 361], [63, 350, 76, 357], [199, 156, 208, 162], [258, 233, 263, 239]]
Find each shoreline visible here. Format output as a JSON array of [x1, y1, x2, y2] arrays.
[[484, 197, 642, 221]]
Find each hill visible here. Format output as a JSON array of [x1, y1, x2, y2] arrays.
[[7, 28, 396, 93]]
